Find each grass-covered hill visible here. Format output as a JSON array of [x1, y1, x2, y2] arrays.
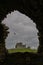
[[8, 48, 37, 53]]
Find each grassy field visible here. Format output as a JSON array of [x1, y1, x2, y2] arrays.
[[8, 48, 37, 53]]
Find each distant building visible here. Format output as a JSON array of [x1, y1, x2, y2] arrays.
[[27, 46, 30, 49], [15, 42, 26, 48]]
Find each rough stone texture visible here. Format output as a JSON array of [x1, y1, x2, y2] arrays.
[[0, 24, 9, 62], [2, 52, 43, 65], [0, 0, 43, 63]]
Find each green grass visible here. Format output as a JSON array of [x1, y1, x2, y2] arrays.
[[8, 48, 37, 53]]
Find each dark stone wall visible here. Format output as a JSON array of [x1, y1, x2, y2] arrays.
[[1, 52, 43, 65], [0, 0, 43, 63], [0, 23, 9, 62]]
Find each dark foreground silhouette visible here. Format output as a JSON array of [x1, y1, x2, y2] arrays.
[[1, 52, 43, 65]]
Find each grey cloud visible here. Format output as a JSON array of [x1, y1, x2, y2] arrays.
[[2, 11, 39, 49]]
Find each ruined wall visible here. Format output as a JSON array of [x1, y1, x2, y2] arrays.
[[3, 52, 43, 65], [0, 24, 9, 62]]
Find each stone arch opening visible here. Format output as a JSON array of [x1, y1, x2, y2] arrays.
[[2, 10, 39, 50], [0, 0, 43, 62]]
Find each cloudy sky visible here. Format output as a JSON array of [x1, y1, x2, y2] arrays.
[[2, 10, 39, 49]]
